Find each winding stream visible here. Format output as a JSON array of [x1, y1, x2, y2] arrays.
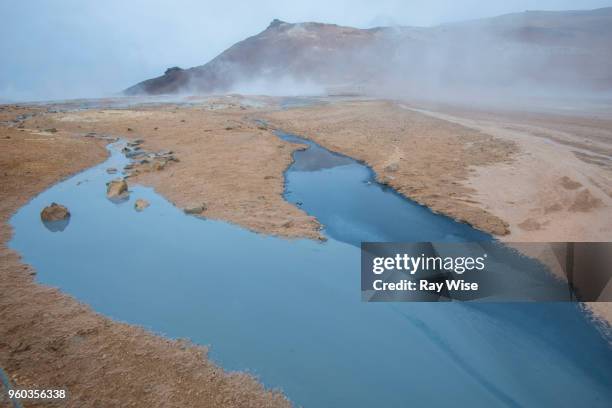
[[9, 135, 612, 407], [277, 131, 490, 245]]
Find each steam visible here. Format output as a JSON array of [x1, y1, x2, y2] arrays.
[[130, 8, 612, 109], [3, 1, 612, 105], [369, 14, 612, 104], [228, 76, 325, 96]]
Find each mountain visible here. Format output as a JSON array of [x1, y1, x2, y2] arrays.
[[125, 8, 612, 96], [125, 19, 390, 95]]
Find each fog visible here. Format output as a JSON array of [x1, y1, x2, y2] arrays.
[[1, 0, 611, 102], [368, 13, 612, 105]]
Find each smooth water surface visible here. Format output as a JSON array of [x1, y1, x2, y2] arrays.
[[9, 140, 612, 407], [278, 132, 490, 245]]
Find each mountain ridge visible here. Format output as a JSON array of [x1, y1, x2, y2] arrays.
[[125, 7, 612, 96]]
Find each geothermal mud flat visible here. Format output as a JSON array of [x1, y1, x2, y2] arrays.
[[0, 96, 611, 406], [0, 102, 291, 408]]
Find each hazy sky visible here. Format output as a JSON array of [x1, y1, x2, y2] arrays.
[[1, 0, 611, 101]]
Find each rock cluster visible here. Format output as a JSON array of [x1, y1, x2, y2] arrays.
[[84, 132, 118, 141], [1, 111, 37, 128], [121, 141, 179, 177]]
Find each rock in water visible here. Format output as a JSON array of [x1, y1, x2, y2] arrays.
[[134, 199, 150, 211], [40, 203, 70, 221], [106, 179, 128, 199], [184, 203, 207, 215]]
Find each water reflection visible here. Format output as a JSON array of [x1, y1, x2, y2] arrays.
[[9, 141, 612, 408], [277, 131, 491, 246], [42, 218, 70, 232]]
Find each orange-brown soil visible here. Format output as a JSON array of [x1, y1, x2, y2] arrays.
[[263, 100, 518, 235], [0, 104, 290, 408], [1, 96, 611, 406]]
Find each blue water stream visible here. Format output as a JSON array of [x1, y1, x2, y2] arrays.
[[9, 135, 612, 407]]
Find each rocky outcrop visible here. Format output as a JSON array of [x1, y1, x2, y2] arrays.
[[165, 67, 183, 75], [40, 203, 70, 222], [106, 179, 128, 199], [123, 148, 179, 177]]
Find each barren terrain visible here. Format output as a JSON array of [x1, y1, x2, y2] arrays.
[[127, 9, 612, 96], [399, 102, 612, 242], [1, 95, 611, 405], [264, 99, 611, 241], [0, 104, 290, 408], [47, 101, 323, 240], [21, 97, 610, 244], [264, 100, 518, 235]]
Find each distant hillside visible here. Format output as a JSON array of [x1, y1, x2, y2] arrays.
[[125, 8, 612, 96]]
